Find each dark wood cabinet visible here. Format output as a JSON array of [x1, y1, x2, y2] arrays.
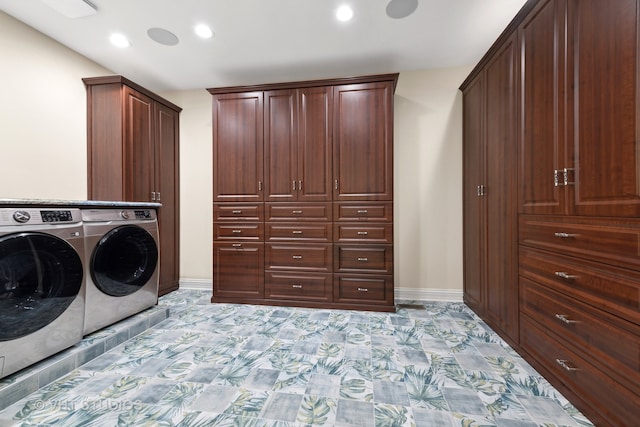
[[461, 34, 519, 343], [83, 75, 181, 296], [463, 1, 640, 425], [209, 74, 397, 311]]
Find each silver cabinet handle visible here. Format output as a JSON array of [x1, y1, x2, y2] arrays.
[[151, 191, 156, 201], [298, 180, 302, 191], [157, 192, 161, 202], [357, 231, 369, 236], [293, 181, 297, 191], [555, 314, 578, 324], [556, 359, 578, 372], [554, 232, 577, 238], [555, 271, 577, 280], [292, 231, 303, 234], [357, 209, 368, 214], [232, 243, 242, 248], [292, 210, 303, 214], [357, 257, 368, 262], [292, 284, 303, 289], [357, 287, 368, 292], [292, 255, 303, 259], [231, 210, 242, 214], [335, 179, 338, 190]]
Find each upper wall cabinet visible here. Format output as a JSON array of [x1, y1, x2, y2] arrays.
[[264, 87, 333, 202], [520, 0, 640, 217], [212, 91, 264, 203], [333, 82, 395, 201]]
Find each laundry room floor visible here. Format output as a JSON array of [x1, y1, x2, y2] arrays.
[[0, 289, 593, 426]]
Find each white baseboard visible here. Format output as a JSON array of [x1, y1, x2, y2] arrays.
[[178, 279, 463, 303]]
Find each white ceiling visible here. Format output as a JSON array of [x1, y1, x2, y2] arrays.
[[0, 0, 527, 92]]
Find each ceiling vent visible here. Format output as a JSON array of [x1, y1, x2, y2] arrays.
[[40, 0, 97, 19]]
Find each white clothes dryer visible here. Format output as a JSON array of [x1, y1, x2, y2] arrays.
[[81, 208, 159, 335], [0, 208, 85, 379]]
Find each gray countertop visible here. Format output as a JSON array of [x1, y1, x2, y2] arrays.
[[0, 198, 162, 209]]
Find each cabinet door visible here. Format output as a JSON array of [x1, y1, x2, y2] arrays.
[[484, 35, 519, 341], [519, 0, 567, 215], [569, 0, 640, 216], [155, 103, 180, 295], [213, 242, 264, 299], [462, 74, 486, 312], [264, 89, 297, 202], [298, 86, 333, 201], [123, 86, 155, 202], [213, 92, 264, 202], [333, 82, 393, 201]]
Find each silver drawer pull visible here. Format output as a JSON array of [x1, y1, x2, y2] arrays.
[[232, 230, 242, 234], [292, 284, 303, 289], [554, 232, 577, 238], [555, 314, 578, 324], [292, 210, 303, 214], [357, 231, 369, 236], [232, 244, 242, 248], [292, 255, 303, 259], [556, 359, 578, 372], [357, 257, 368, 262], [357, 209, 368, 214], [231, 210, 242, 214], [555, 271, 577, 280], [292, 230, 303, 234], [357, 287, 368, 292]]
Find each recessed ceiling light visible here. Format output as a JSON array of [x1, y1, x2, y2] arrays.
[[336, 5, 354, 22], [147, 27, 179, 46], [195, 24, 214, 39], [110, 33, 130, 48]]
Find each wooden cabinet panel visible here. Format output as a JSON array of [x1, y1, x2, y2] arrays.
[[264, 89, 297, 202], [265, 272, 332, 302], [213, 242, 264, 299], [334, 275, 393, 306], [333, 81, 394, 201], [334, 223, 392, 243], [266, 223, 332, 242], [214, 223, 264, 241], [266, 203, 332, 221], [334, 202, 393, 222], [123, 86, 155, 202], [266, 243, 332, 272], [214, 203, 264, 222], [212, 92, 264, 202], [520, 314, 640, 427], [334, 245, 393, 274]]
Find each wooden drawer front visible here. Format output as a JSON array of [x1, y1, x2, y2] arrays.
[[266, 244, 332, 272], [334, 275, 393, 305], [520, 315, 640, 427], [520, 215, 640, 270], [520, 278, 640, 395], [334, 223, 392, 243], [214, 223, 264, 241], [334, 203, 393, 222], [213, 243, 264, 298], [520, 246, 640, 323], [334, 245, 393, 273], [266, 203, 331, 221], [214, 203, 264, 221], [265, 272, 332, 302], [266, 223, 332, 242]]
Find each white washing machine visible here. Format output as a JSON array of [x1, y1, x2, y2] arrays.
[[81, 208, 159, 335], [0, 207, 85, 379]]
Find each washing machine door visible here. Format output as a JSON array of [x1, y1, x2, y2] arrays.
[[0, 232, 83, 341], [91, 225, 158, 297]]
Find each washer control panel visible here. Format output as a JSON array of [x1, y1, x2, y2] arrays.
[[0, 208, 82, 226], [40, 210, 74, 223]]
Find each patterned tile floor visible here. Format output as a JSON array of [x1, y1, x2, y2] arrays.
[[0, 289, 594, 426]]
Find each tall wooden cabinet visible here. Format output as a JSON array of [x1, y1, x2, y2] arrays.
[[209, 74, 397, 311], [462, 1, 640, 425], [83, 75, 181, 296]]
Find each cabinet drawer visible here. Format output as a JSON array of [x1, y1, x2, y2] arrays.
[[334, 223, 392, 243], [213, 242, 264, 299], [266, 223, 332, 242], [214, 223, 264, 241], [266, 203, 332, 221], [334, 202, 393, 222], [334, 275, 393, 305], [266, 244, 332, 272], [520, 277, 640, 396], [265, 272, 332, 302], [520, 215, 640, 270], [520, 246, 640, 324], [214, 203, 264, 221], [520, 314, 640, 426], [334, 245, 393, 273]]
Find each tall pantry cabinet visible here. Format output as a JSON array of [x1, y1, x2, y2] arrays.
[[209, 74, 397, 311], [83, 76, 181, 296], [462, 0, 640, 425]]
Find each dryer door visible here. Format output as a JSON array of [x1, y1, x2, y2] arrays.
[[90, 225, 158, 297], [0, 232, 83, 341]]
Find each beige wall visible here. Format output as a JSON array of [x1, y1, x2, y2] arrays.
[[1, 10, 469, 299]]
